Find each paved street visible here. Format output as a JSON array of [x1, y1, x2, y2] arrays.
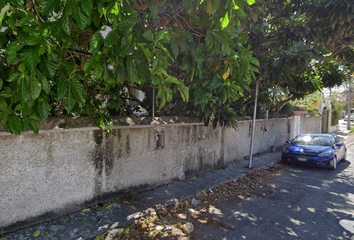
[[192, 129, 354, 240]]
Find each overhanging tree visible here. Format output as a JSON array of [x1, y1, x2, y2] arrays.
[[237, 0, 354, 115], [1, 0, 354, 135], [0, 0, 259, 134]]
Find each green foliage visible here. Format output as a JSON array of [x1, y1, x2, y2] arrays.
[[0, 0, 353, 134], [279, 103, 294, 116], [292, 93, 324, 112], [331, 100, 341, 125], [242, 0, 354, 114], [0, 0, 259, 134]]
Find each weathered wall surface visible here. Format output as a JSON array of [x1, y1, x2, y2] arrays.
[[0, 116, 321, 233], [300, 116, 322, 134]]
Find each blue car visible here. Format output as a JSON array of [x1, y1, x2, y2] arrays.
[[282, 134, 347, 170]]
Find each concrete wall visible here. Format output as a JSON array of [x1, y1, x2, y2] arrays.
[[0, 116, 321, 234]]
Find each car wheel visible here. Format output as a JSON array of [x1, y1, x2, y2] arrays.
[[331, 157, 337, 170]]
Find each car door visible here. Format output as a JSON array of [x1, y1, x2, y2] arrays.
[[334, 136, 345, 159]]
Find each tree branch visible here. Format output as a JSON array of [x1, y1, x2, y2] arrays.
[[54, 99, 66, 117]]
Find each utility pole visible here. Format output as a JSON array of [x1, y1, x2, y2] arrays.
[[348, 82, 352, 130], [152, 87, 155, 118], [248, 81, 259, 169]]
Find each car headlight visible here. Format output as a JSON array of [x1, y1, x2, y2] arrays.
[[283, 148, 289, 153], [319, 151, 331, 157]]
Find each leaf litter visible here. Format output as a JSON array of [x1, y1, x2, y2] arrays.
[[94, 163, 287, 240]]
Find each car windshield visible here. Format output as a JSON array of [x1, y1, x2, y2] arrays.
[[292, 135, 332, 147]]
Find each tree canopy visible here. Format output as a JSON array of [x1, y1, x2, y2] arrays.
[[0, 0, 353, 134], [242, 0, 354, 115]]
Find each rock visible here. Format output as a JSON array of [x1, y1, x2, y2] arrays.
[[155, 225, 164, 231], [181, 222, 194, 234], [105, 228, 124, 240], [187, 208, 196, 213], [191, 198, 200, 205]]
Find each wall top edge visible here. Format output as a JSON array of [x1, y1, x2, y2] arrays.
[[0, 116, 319, 136], [0, 116, 204, 135]]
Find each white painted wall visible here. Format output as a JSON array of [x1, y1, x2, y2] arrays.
[[0, 116, 321, 234]]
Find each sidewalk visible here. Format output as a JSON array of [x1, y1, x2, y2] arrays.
[[3, 151, 281, 240]]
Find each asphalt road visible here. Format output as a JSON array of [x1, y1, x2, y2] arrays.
[[192, 131, 354, 240]]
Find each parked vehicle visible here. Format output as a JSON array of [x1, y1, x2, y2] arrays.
[[282, 134, 346, 170], [344, 114, 354, 121]]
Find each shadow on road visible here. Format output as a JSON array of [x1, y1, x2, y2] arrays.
[[191, 160, 354, 240]]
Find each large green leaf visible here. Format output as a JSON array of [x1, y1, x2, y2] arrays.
[[104, 30, 119, 47], [40, 77, 50, 94], [20, 46, 40, 73], [139, 44, 153, 62], [19, 77, 30, 103], [66, 0, 78, 15], [155, 29, 170, 43], [9, 0, 25, 8], [61, 15, 71, 35], [69, 80, 86, 105], [213, 31, 230, 51], [0, 91, 14, 98], [137, 62, 149, 77], [93, 62, 104, 79], [84, 58, 94, 74], [38, 100, 51, 120], [180, 87, 189, 102], [193, 90, 205, 105], [142, 30, 154, 42], [6, 41, 24, 65], [115, 11, 137, 29], [159, 94, 166, 110], [41, 0, 61, 15], [7, 72, 21, 82], [40, 57, 57, 78], [150, 1, 159, 19], [171, 38, 179, 58], [234, 0, 245, 8], [220, 12, 230, 29], [64, 93, 75, 112], [184, 0, 197, 13], [30, 77, 42, 100], [116, 67, 127, 84], [164, 77, 181, 86], [26, 33, 42, 45], [90, 31, 104, 55], [155, 42, 173, 61], [81, 0, 93, 16], [9, 114, 22, 135], [182, 54, 193, 72], [0, 78, 3, 90], [0, 112, 7, 124], [164, 87, 173, 102], [27, 116, 40, 134], [73, 8, 90, 31], [127, 57, 138, 84], [58, 79, 68, 100], [0, 97, 7, 110]]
